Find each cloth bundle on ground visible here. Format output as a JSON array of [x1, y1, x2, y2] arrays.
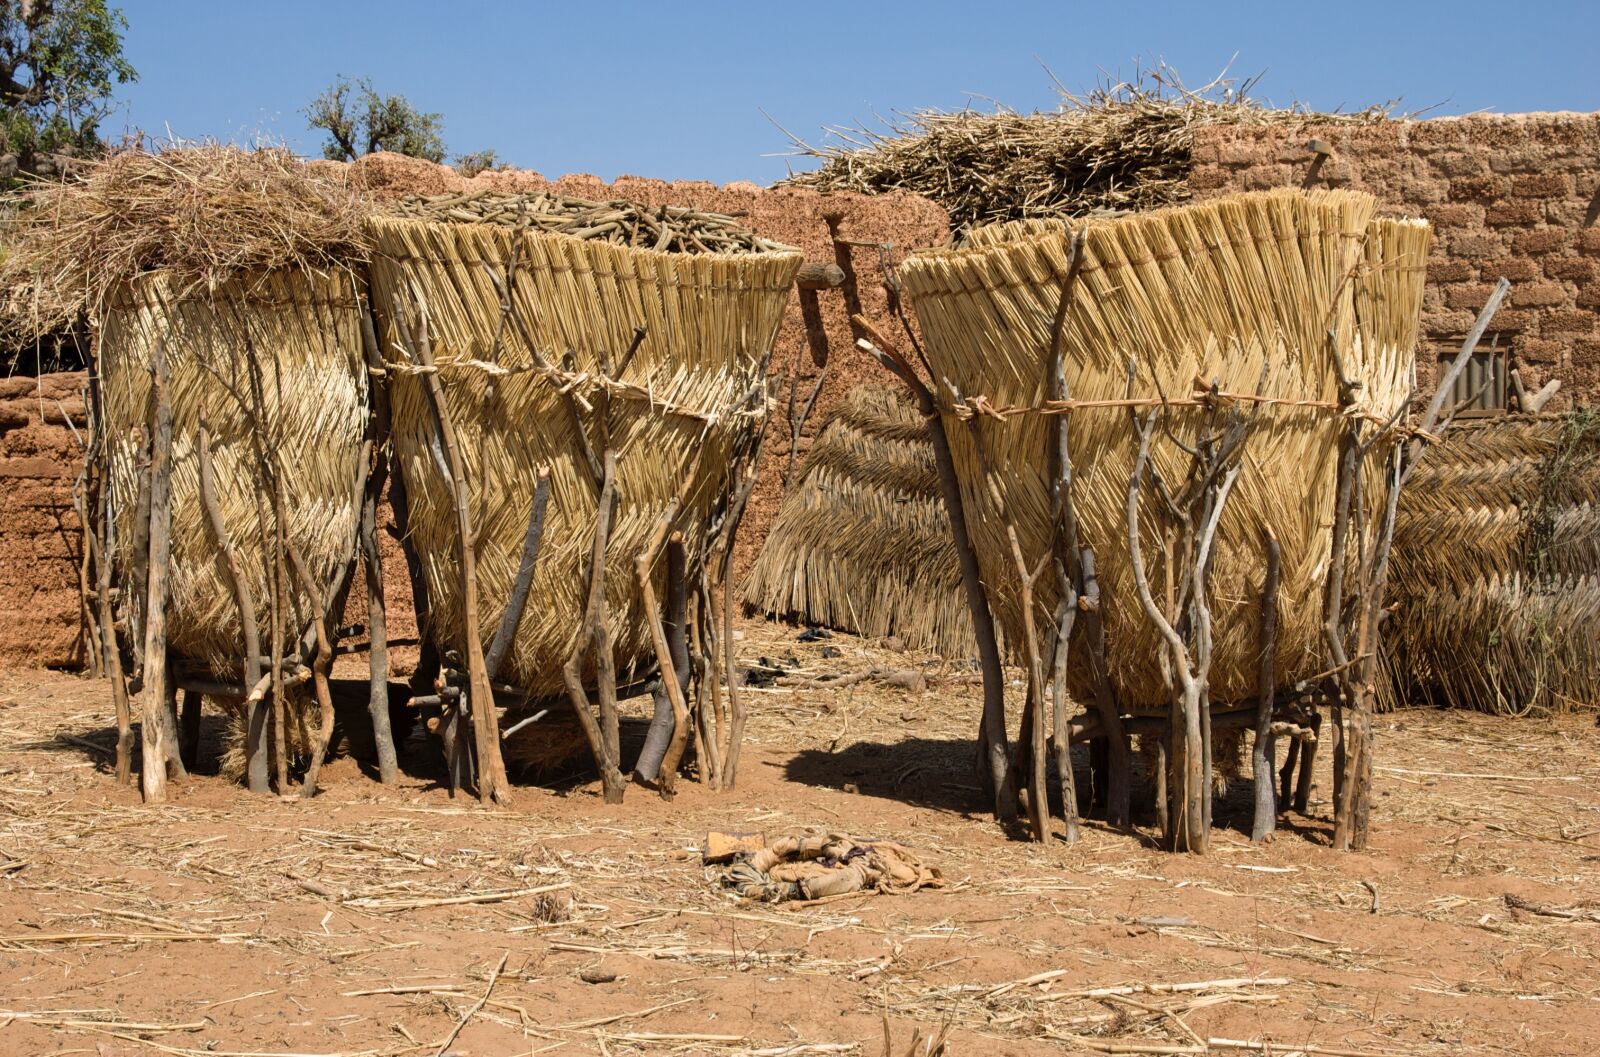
[[721, 833, 944, 902]]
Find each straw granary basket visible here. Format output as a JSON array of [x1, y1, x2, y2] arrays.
[[1386, 411, 1600, 714], [898, 189, 1430, 710], [99, 268, 368, 678], [365, 218, 801, 696], [743, 386, 974, 657]]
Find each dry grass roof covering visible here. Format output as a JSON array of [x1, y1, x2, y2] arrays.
[[898, 188, 1429, 710], [0, 145, 369, 341], [783, 74, 1390, 231], [743, 386, 975, 657], [367, 214, 801, 696], [1385, 411, 1600, 714], [101, 268, 368, 678]]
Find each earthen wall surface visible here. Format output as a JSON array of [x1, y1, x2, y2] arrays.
[[0, 372, 90, 669], [1189, 113, 1600, 405]]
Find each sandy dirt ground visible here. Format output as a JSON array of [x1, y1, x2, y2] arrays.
[[1, 620, 1598, 1057]]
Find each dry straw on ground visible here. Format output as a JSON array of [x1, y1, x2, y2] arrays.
[[365, 210, 802, 697], [897, 188, 1429, 710], [1386, 410, 1600, 714], [743, 386, 975, 657], [783, 71, 1392, 230]]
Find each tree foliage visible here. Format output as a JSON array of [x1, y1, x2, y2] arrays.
[[304, 75, 445, 164], [0, 0, 136, 176]]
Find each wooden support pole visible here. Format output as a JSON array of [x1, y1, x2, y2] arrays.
[[139, 337, 178, 802], [197, 409, 267, 791], [654, 534, 693, 791], [562, 451, 627, 803], [854, 318, 1013, 823], [1252, 530, 1282, 842], [357, 306, 398, 785], [412, 316, 513, 806], [484, 467, 552, 682], [95, 419, 133, 784], [634, 443, 707, 793], [286, 544, 336, 799]]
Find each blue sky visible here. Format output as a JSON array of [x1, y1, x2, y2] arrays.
[[110, 1, 1597, 185]]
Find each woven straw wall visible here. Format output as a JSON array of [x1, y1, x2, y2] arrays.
[[100, 269, 368, 677], [1386, 412, 1600, 713], [366, 218, 800, 696], [743, 387, 974, 657], [899, 189, 1429, 710]]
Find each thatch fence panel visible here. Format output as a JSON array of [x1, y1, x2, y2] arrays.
[[366, 218, 800, 696], [1386, 412, 1600, 713], [898, 190, 1427, 710], [100, 268, 368, 677], [743, 388, 976, 656]]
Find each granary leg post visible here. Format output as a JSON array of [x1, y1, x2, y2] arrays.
[[92, 384, 134, 784], [139, 335, 179, 802], [1252, 530, 1282, 841], [1079, 547, 1132, 827], [410, 314, 515, 806], [285, 543, 337, 799], [357, 306, 399, 785], [562, 451, 628, 803], [656, 535, 693, 787], [637, 458, 698, 794], [197, 408, 267, 791]]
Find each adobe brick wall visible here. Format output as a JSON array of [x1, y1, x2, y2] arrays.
[[1189, 113, 1600, 406], [0, 372, 90, 669]]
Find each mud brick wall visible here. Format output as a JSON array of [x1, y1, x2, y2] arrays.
[[1189, 113, 1600, 407], [0, 372, 89, 669]]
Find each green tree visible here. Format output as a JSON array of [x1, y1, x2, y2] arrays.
[[304, 76, 445, 164], [0, 0, 136, 178]]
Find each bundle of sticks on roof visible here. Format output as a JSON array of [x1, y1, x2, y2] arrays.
[[384, 188, 792, 254], [783, 69, 1392, 230], [1385, 411, 1600, 715], [743, 387, 977, 657]]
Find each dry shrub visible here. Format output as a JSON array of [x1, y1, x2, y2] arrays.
[[0, 143, 370, 340]]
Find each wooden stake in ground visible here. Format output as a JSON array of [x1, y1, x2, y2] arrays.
[[1252, 529, 1282, 842], [854, 317, 1014, 824], [358, 306, 398, 785], [412, 314, 514, 806], [197, 408, 265, 790], [563, 450, 628, 802], [139, 336, 182, 802]]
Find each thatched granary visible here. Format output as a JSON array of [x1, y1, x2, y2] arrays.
[[365, 210, 800, 696], [743, 387, 974, 657], [898, 189, 1428, 708], [1386, 411, 1600, 714], [100, 269, 368, 680]]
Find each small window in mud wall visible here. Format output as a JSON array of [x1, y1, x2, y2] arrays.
[[1439, 332, 1509, 416]]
